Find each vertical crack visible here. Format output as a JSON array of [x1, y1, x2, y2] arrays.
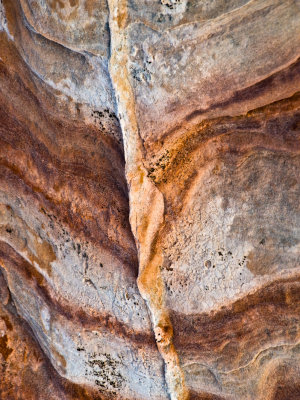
[[106, 1, 189, 399]]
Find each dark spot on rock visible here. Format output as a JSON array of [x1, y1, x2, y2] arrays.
[[0, 334, 13, 361], [1, 316, 12, 331]]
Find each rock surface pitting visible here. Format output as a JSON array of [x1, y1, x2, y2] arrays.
[[0, 0, 299, 399]]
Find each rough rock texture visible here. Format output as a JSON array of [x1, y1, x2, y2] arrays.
[[0, 0, 299, 399]]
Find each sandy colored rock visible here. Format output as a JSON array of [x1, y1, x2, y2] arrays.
[[0, 0, 299, 399]]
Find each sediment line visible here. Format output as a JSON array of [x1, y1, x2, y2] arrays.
[[0, 241, 154, 347]]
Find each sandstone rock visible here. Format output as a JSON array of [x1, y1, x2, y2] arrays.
[[0, 0, 299, 399]]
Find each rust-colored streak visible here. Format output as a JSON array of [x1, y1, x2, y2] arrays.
[[0, 38, 138, 274], [184, 57, 300, 123], [0, 241, 155, 347], [0, 269, 128, 400], [146, 92, 300, 226], [171, 276, 300, 368]]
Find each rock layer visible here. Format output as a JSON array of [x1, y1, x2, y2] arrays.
[[0, 0, 300, 399]]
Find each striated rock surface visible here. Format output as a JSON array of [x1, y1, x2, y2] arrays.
[[0, 0, 299, 399]]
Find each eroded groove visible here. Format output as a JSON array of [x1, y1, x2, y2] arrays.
[[107, 1, 188, 398]]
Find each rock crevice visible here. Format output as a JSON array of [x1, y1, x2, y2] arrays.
[[107, 2, 187, 398]]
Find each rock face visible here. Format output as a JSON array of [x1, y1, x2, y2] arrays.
[[0, 1, 299, 399]]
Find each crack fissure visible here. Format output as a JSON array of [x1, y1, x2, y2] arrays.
[[106, 1, 188, 399]]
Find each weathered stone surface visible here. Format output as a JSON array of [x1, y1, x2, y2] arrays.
[[0, 0, 299, 399]]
